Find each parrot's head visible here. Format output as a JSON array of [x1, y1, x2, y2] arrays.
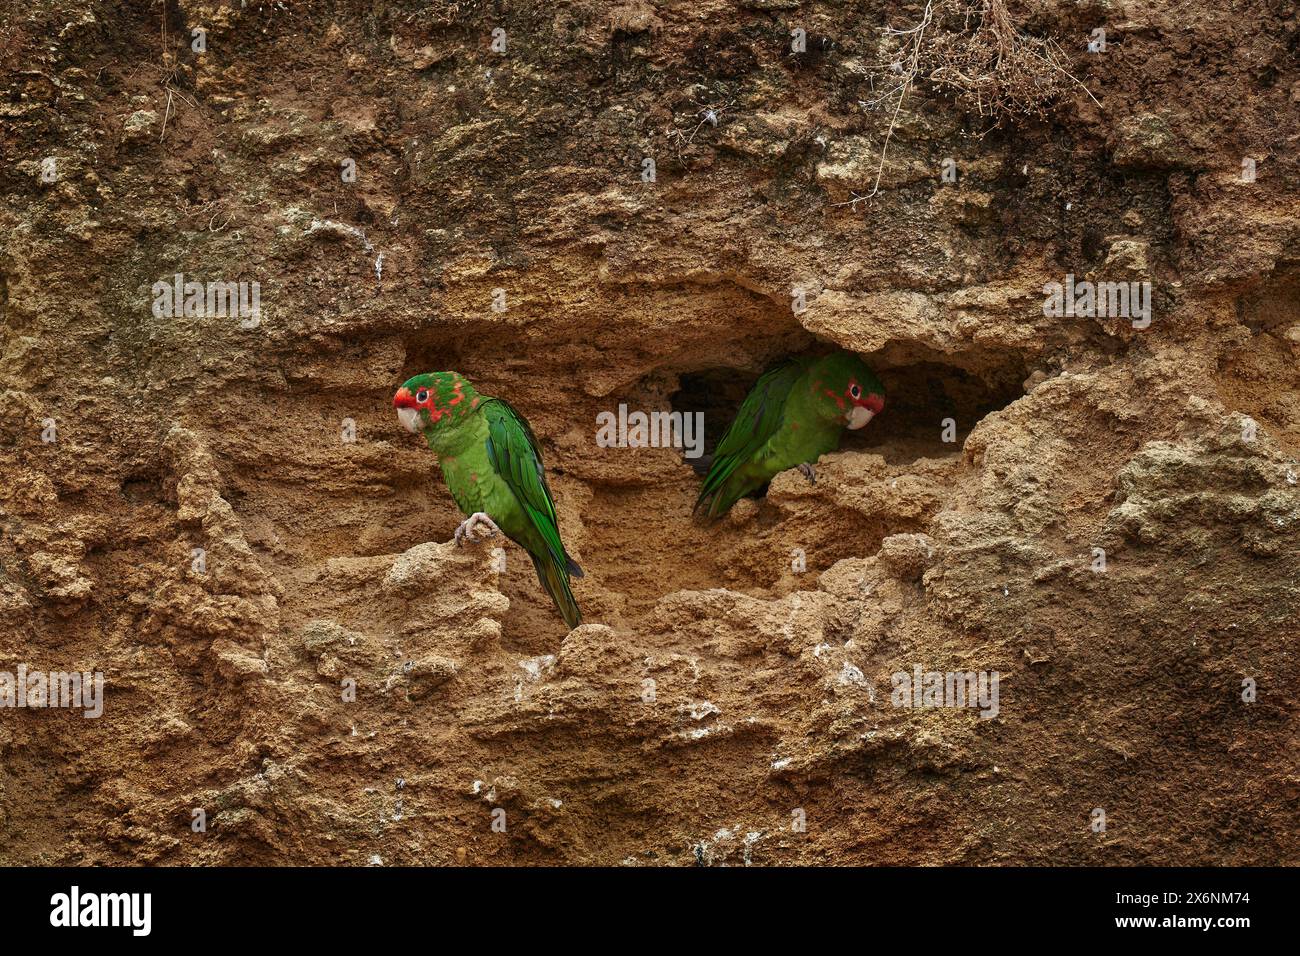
[[393, 371, 481, 437], [809, 353, 885, 430]]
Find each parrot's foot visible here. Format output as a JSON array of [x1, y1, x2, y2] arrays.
[[798, 462, 816, 485], [453, 512, 502, 546]]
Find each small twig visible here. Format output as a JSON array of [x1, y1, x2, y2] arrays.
[[1043, 58, 1103, 109], [160, 88, 173, 141], [165, 84, 197, 109], [864, 0, 934, 199], [830, 191, 871, 209]]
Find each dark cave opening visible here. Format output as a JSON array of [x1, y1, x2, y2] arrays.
[[669, 346, 1030, 469]]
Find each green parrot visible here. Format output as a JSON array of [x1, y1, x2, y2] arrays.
[[393, 371, 583, 629], [695, 352, 886, 518]]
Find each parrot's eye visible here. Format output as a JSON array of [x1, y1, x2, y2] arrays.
[[416, 389, 429, 403], [849, 384, 861, 399]]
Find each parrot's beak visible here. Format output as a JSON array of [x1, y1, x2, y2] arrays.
[[393, 387, 422, 433], [845, 406, 875, 430], [396, 407, 422, 433]]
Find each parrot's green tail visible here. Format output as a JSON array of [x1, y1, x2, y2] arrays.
[[695, 473, 753, 520], [529, 551, 582, 630]]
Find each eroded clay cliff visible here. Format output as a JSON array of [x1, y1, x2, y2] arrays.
[[1, 0, 1297, 864]]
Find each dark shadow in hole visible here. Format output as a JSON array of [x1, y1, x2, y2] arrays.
[[1234, 265, 1300, 336], [854, 359, 1028, 464], [397, 337, 466, 383], [670, 367, 758, 475], [120, 474, 164, 504]]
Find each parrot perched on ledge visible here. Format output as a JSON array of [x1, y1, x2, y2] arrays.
[[695, 352, 885, 518], [393, 372, 583, 630]]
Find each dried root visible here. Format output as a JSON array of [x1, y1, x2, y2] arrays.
[[919, 0, 1097, 120], [858, 0, 1098, 199]]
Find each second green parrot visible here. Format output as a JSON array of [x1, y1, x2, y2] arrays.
[[394, 372, 583, 629], [695, 352, 885, 518]]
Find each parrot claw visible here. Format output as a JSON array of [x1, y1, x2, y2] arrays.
[[798, 462, 816, 485], [454, 513, 502, 546]]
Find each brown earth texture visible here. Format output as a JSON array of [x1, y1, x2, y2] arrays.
[[1, 0, 1298, 866]]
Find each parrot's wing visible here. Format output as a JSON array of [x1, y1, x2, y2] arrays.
[[695, 359, 804, 514], [481, 398, 574, 575]]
